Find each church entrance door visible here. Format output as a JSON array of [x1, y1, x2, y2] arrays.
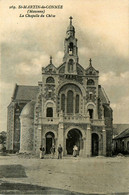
[[66, 129, 82, 155], [92, 133, 99, 156], [45, 132, 55, 154]]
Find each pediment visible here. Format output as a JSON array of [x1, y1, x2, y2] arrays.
[[44, 64, 57, 74], [85, 66, 99, 76]]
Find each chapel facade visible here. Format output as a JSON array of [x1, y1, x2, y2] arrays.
[[7, 17, 113, 157]]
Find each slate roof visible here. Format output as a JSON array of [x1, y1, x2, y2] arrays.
[[114, 128, 129, 140], [12, 84, 39, 101], [99, 85, 110, 104], [113, 124, 129, 136]]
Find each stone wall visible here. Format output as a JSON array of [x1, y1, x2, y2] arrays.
[[7, 103, 14, 151]]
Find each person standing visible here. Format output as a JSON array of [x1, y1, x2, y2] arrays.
[[50, 144, 56, 159], [58, 144, 63, 159], [73, 145, 78, 157], [40, 145, 45, 159]]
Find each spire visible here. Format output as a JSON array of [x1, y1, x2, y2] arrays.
[[89, 58, 92, 66], [50, 56, 52, 64], [66, 16, 75, 38]]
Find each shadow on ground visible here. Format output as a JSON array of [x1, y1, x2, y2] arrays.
[[0, 182, 129, 195], [0, 182, 91, 194], [0, 165, 27, 178]]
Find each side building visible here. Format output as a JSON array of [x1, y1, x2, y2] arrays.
[[7, 17, 113, 157], [113, 128, 129, 155]]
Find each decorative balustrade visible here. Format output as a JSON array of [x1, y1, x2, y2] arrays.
[[42, 117, 59, 124], [63, 114, 90, 123], [41, 115, 105, 126]]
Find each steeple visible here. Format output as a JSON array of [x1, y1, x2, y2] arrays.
[[63, 17, 79, 68], [66, 16, 75, 38]]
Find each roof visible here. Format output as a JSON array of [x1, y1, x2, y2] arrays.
[[114, 128, 129, 140], [12, 84, 39, 101], [113, 124, 129, 136], [99, 86, 110, 104]]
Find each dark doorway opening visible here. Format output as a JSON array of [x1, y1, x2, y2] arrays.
[[92, 133, 99, 156], [66, 129, 82, 155], [45, 132, 55, 154]]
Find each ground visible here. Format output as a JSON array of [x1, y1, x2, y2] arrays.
[[0, 154, 129, 194]]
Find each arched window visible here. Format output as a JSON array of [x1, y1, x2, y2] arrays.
[[61, 94, 65, 112], [88, 109, 93, 119], [46, 77, 55, 83], [75, 95, 79, 113], [67, 90, 73, 113], [69, 42, 73, 54], [46, 107, 53, 117], [89, 92, 93, 100], [87, 79, 95, 85], [68, 59, 74, 73]]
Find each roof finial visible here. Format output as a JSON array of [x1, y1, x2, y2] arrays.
[[89, 58, 92, 66], [50, 56, 52, 64], [69, 16, 73, 25]]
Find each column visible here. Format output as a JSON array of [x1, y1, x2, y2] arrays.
[[58, 111, 64, 155], [98, 134, 103, 156], [42, 138, 45, 147], [79, 137, 84, 156], [102, 126, 106, 156], [73, 94, 75, 114], [65, 94, 67, 114], [86, 124, 91, 157]]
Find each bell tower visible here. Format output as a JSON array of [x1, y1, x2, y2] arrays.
[[63, 17, 79, 74]]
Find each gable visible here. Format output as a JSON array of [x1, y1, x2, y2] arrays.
[[85, 66, 99, 76], [44, 64, 57, 74]]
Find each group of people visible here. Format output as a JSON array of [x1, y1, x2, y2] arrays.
[[40, 144, 78, 159], [40, 144, 63, 159]]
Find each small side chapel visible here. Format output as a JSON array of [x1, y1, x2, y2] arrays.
[[7, 17, 113, 157]]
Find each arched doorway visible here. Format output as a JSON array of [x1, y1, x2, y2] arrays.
[[45, 132, 55, 154], [92, 133, 99, 156], [66, 129, 83, 155]]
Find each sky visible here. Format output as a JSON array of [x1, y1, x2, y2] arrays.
[[0, 0, 129, 131]]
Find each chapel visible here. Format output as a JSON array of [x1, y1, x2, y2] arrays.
[[7, 17, 113, 157]]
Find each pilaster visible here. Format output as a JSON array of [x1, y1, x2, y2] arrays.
[[102, 126, 106, 156], [86, 124, 91, 157]]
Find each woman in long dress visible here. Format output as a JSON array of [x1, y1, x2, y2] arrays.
[[73, 145, 78, 157]]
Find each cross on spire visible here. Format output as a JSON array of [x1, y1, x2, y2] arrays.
[[69, 16, 73, 25], [50, 56, 52, 64], [89, 58, 92, 66]]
